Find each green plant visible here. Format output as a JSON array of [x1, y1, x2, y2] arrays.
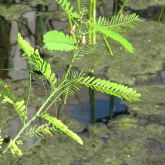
[[0, 0, 141, 157], [44, 0, 141, 123], [51, 0, 140, 52], [0, 31, 140, 156]]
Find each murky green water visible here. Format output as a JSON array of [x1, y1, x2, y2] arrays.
[[0, 0, 165, 165]]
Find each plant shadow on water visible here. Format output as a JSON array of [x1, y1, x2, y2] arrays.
[[140, 64, 165, 85], [149, 65, 165, 84]]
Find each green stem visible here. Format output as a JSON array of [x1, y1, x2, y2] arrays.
[[24, 73, 32, 125], [118, 0, 128, 15], [46, 50, 80, 116], [109, 95, 115, 120], [88, 0, 93, 44], [56, 95, 65, 119], [89, 87, 95, 124], [77, 0, 81, 13], [93, 0, 96, 44], [45, 88, 64, 113], [3, 31, 80, 154], [102, 36, 113, 56], [57, 102, 62, 118], [68, 14, 77, 43], [158, 5, 165, 22], [64, 49, 79, 79], [87, 72, 95, 124], [3, 85, 61, 154]]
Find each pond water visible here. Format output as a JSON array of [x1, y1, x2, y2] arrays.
[[149, 65, 165, 84], [0, 0, 165, 165], [66, 94, 127, 123]]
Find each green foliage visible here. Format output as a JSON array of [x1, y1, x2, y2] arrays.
[[62, 72, 84, 100], [0, 79, 14, 100], [80, 1, 88, 9], [0, 135, 3, 149], [0, 80, 27, 123], [80, 76, 141, 101], [0, 1, 142, 158], [9, 99, 26, 123], [9, 140, 23, 156], [0, 133, 3, 156], [40, 113, 83, 145], [64, 73, 141, 101], [98, 13, 140, 31], [0, 34, 84, 157], [95, 25, 134, 53], [17, 33, 57, 87], [24, 124, 56, 137], [17, 34, 83, 146], [55, 0, 80, 18], [43, 30, 77, 51]]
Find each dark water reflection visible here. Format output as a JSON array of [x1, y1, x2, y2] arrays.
[[66, 96, 127, 123], [150, 65, 165, 84]]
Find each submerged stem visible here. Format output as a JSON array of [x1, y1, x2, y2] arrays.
[[109, 95, 115, 120], [89, 87, 95, 124]]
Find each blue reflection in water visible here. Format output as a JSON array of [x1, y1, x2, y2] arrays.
[[66, 97, 127, 123]]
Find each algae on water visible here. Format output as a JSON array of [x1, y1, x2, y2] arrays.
[[127, 0, 165, 9]]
